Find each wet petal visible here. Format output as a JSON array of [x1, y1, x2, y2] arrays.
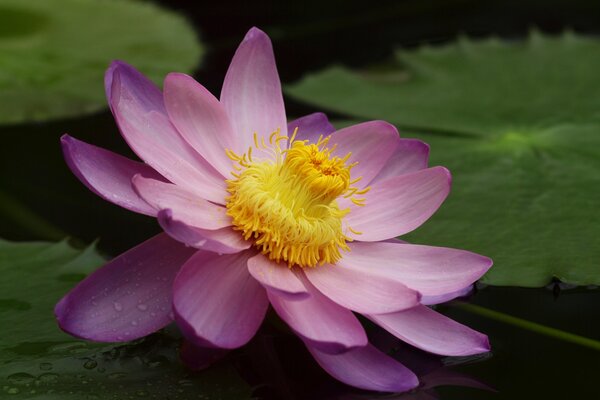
[[173, 250, 268, 349], [55, 233, 195, 342]]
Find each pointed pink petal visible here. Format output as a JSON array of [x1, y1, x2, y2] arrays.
[[164, 73, 237, 175], [267, 275, 367, 354], [107, 61, 227, 204], [221, 27, 287, 149], [55, 233, 196, 342], [306, 343, 419, 392], [421, 285, 473, 306], [247, 254, 309, 300], [180, 340, 229, 371], [287, 112, 335, 144], [345, 166, 451, 240], [61, 134, 162, 216], [132, 175, 231, 230], [304, 261, 420, 314], [369, 139, 430, 185], [330, 121, 399, 186], [368, 305, 490, 356], [339, 241, 492, 297], [173, 250, 268, 349], [157, 209, 250, 254]]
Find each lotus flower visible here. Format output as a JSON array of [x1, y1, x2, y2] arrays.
[[55, 27, 492, 392]]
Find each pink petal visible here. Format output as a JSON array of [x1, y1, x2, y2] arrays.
[[303, 262, 421, 314], [368, 305, 490, 356], [369, 138, 430, 185], [287, 112, 335, 144], [164, 73, 237, 176], [339, 241, 492, 297], [330, 121, 399, 186], [421, 285, 473, 306], [247, 254, 309, 300], [61, 134, 162, 216], [157, 209, 250, 254], [267, 275, 367, 354], [180, 340, 229, 371], [55, 233, 196, 342], [173, 250, 268, 349], [107, 61, 227, 204], [306, 343, 419, 392], [345, 166, 451, 241], [221, 27, 287, 150], [132, 175, 231, 230]]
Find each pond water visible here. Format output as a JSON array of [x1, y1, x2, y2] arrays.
[[1, 0, 599, 399]]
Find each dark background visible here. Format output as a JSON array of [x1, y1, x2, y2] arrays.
[[1, 1, 599, 398]]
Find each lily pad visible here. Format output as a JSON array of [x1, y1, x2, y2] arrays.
[[0, 239, 104, 360], [0, 0, 203, 124], [287, 32, 600, 287], [0, 239, 252, 399]]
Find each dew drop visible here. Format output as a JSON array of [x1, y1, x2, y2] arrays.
[[37, 373, 59, 384], [136, 303, 148, 311], [83, 360, 98, 370], [7, 373, 35, 385], [6, 387, 19, 394], [113, 302, 123, 312], [39, 362, 53, 371], [131, 320, 138, 326]]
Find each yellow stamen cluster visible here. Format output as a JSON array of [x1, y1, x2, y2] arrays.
[[225, 129, 368, 268]]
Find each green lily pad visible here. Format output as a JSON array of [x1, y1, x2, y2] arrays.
[[0, 239, 105, 359], [288, 32, 600, 287], [0, 0, 203, 125], [0, 239, 252, 399]]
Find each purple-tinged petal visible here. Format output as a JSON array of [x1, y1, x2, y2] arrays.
[[287, 112, 335, 144], [330, 121, 399, 186], [304, 261, 420, 314], [173, 250, 268, 349], [306, 343, 419, 393], [61, 134, 162, 216], [369, 139, 430, 185], [368, 305, 490, 356], [157, 209, 250, 254], [164, 73, 238, 175], [55, 233, 195, 342], [132, 175, 231, 230], [221, 27, 287, 150], [421, 285, 473, 306], [338, 241, 492, 297], [180, 340, 229, 371], [107, 61, 227, 204], [267, 274, 367, 354], [345, 166, 451, 241], [247, 254, 309, 300]]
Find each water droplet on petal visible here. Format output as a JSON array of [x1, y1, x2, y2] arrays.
[[136, 303, 148, 311], [113, 302, 123, 312]]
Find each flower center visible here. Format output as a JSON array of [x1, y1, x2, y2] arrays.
[[225, 129, 368, 268]]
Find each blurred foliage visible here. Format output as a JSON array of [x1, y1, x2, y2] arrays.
[[287, 32, 600, 287], [0, 0, 203, 124]]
